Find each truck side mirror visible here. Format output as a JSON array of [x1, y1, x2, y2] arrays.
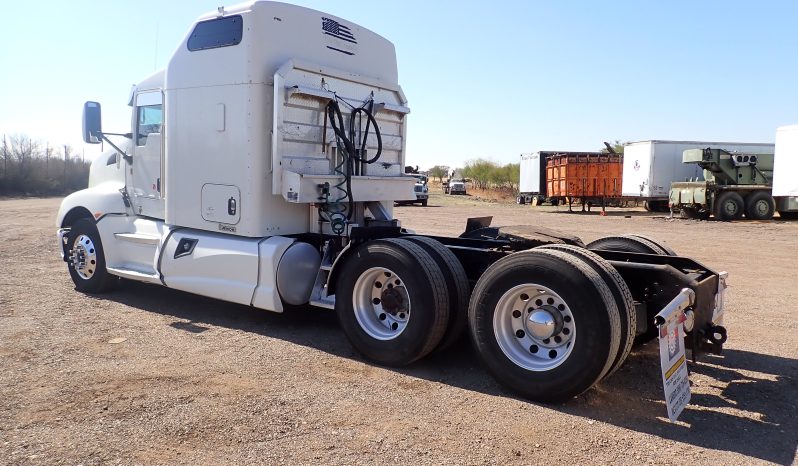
[[82, 101, 103, 144]]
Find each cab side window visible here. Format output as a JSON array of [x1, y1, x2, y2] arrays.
[[136, 92, 163, 146]]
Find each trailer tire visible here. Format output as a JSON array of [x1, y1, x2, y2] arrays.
[[404, 236, 471, 351], [421, 199, 428, 207], [538, 244, 636, 379], [778, 210, 798, 220], [66, 218, 117, 293], [468, 249, 621, 402], [335, 238, 449, 366], [744, 191, 775, 220], [516, 195, 525, 205], [550, 198, 559, 206], [714, 191, 744, 221]]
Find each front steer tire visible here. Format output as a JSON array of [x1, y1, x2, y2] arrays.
[[335, 238, 450, 366], [468, 249, 621, 402], [66, 218, 117, 294]]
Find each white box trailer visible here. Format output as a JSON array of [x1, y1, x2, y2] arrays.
[[517, 152, 546, 204], [622, 140, 775, 209], [773, 125, 798, 216], [55, 1, 731, 406]]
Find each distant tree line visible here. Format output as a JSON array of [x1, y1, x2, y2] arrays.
[[0, 134, 90, 196], [461, 159, 521, 191], [428, 160, 520, 191]]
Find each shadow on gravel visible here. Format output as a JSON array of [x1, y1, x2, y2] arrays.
[[544, 209, 663, 218], [108, 280, 797, 465]]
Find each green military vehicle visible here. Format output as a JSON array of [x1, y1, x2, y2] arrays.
[[669, 148, 775, 220]]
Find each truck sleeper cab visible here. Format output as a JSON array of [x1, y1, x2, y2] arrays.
[[58, 1, 728, 403]]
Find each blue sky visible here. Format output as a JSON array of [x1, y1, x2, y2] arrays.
[[1, 1, 796, 169]]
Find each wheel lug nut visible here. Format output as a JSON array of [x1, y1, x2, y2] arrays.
[[515, 330, 525, 338]]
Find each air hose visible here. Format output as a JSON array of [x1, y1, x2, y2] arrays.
[[320, 95, 383, 234]]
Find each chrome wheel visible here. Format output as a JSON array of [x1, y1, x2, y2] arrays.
[[352, 267, 411, 340], [493, 283, 576, 371], [69, 234, 98, 280]]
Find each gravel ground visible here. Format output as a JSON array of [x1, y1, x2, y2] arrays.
[[1, 195, 796, 465]]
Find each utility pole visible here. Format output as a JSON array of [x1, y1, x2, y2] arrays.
[[64, 144, 68, 188]]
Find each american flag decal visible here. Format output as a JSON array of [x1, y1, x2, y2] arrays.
[[322, 17, 357, 44]]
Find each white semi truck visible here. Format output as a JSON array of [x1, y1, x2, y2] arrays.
[[58, 1, 729, 402]]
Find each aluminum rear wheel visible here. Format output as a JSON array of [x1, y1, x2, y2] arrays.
[[493, 284, 575, 371], [352, 267, 411, 340], [335, 239, 449, 366], [468, 249, 621, 402]]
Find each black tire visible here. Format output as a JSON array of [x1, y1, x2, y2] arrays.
[[335, 238, 449, 366], [404, 236, 471, 351], [624, 234, 677, 256], [745, 191, 775, 220], [538, 244, 635, 379], [587, 234, 676, 346], [421, 199, 428, 207], [680, 207, 709, 220], [714, 191, 744, 221], [586, 235, 667, 255], [468, 249, 621, 402], [66, 218, 117, 293], [550, 198, 559, 206], [516, 195, 525, 205], [778, 210, 798, 220]]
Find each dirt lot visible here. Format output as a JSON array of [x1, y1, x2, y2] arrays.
[[1, 195, 796, 465]]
